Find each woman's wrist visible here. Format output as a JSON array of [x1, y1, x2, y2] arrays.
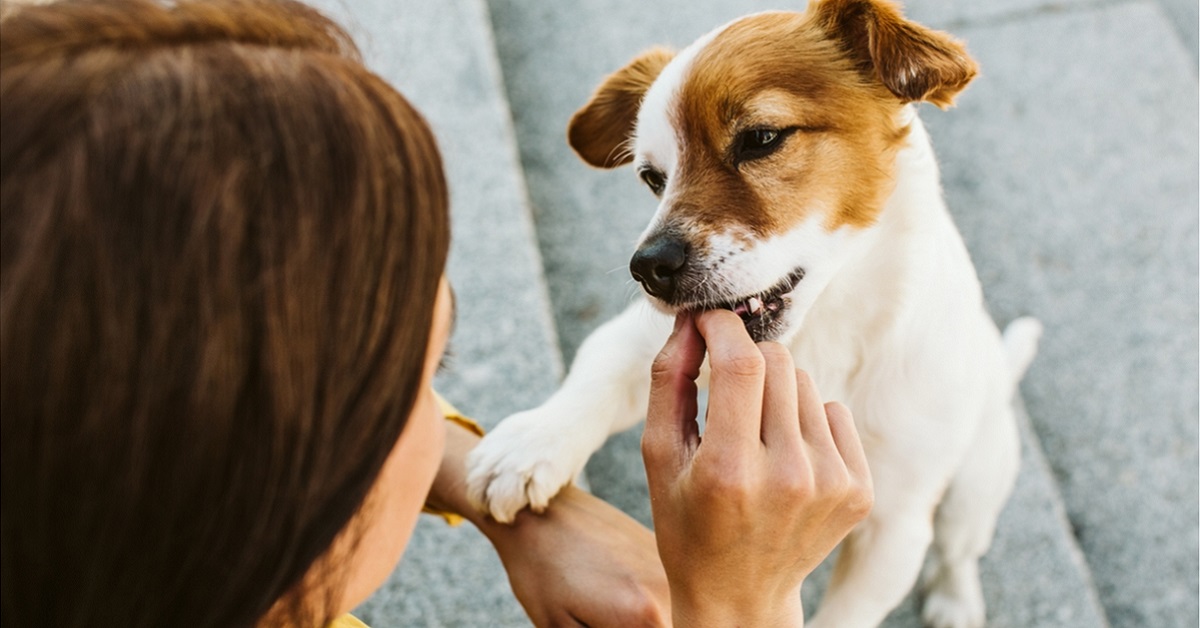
[[669, 582, 804, 627]]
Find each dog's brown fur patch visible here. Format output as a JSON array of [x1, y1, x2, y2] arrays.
[[812, 0, 978, 108], [664, 11, 901, 237], [568, 47, 675, 168]]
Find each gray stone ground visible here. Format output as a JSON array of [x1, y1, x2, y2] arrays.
[[307, 0, 1197, 625], [1157, 0, 1198, 68], [920, 6, 1198, 624]]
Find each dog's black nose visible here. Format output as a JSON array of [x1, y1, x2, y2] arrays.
[[630, 235, 687, 300]]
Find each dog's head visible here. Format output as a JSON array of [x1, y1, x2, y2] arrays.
[[568, 0, 976, 342]]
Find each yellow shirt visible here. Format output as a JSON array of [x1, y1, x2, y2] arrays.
[[434, 392, 485, 438]]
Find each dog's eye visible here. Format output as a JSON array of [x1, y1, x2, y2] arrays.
[[734, 127, 791, 165], [748, 129, 779, 147], [639, 168, 667, 196]]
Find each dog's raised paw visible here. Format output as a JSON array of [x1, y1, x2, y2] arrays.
[[464, 409, 582, 523]]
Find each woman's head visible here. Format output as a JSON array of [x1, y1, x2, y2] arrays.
[[1, 0, 450, 625]]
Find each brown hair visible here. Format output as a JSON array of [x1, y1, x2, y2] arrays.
[[0, 1, 450, 625]]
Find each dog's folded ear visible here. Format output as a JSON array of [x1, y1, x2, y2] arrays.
[[567, 47, 675, 168], [812, 0, 977, 108]]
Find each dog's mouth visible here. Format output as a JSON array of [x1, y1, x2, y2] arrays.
[[706, 268, 805, 342]]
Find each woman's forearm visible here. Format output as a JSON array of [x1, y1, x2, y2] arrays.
[[425, 419, 492, 529]]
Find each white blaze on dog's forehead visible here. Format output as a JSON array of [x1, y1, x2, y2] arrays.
[[633, 13, 791, 249], [634, 11, 787, 171], [633, 18, 739, 173], [632, 17, 746, 249]]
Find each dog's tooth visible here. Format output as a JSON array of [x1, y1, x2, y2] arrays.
[[748, 297, 763, 314]]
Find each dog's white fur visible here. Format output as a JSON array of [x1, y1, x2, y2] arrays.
[[466, 9, 1041, 628]]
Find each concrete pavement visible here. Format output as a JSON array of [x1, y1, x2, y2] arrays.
[[307, 0, 1197, 625]]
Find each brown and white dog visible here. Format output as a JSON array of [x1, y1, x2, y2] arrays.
[[467, 1, 1042, 626]]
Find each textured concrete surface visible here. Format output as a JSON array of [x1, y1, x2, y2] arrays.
[[922, 3, 1198, 625], [1156, 0, 1198, 68], [307, 0, 561, 625], [487, 0, 1198, 627], [298, 0, 1196, 625]]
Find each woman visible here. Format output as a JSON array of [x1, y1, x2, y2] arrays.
[[0, 1, 871, 626]]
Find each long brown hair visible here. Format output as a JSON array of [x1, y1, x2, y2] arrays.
[[0, 1, 451, 625]]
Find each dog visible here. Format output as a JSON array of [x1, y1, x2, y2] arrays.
[[466, 1, 1042, 626]]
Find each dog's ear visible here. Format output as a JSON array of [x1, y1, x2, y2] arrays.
[[811, 0, 977, 108], [567, 47, 675, 168]]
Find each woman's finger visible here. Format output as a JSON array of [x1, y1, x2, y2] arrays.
[[643, 312, 704, 478], [824, 400, 872, 486], [795, 369, 837, 452], [758, 341, 801, 449], [695, 310, 766, 453]]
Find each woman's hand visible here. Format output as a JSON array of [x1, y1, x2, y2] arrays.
[[427, 416, 669, 627], [642, 310, 874, 626], [483, 485, 670, 627]]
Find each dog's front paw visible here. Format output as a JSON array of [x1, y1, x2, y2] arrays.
[[465, 409, 586, 523]]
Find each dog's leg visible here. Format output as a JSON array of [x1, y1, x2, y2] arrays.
[[920, 402, 1021, 628], [807, 470, 941, 628], [920, 317, 1039, 628], [465, 300, 671, 523]]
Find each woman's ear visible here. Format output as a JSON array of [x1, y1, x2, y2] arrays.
[[812, 0, 978, 108], [567, 47, 676, 168]]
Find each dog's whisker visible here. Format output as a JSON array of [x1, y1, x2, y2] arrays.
[[625, 286, 642, 304]]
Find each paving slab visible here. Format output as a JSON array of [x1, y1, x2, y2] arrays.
[[302, 0, 1199, 624], [920, 2, 1199, 625], [902, 0, 1108, 29], [486, 0, 1126, 625], [1155, 0, 1198, 69], [308, 0, 562, 625]]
